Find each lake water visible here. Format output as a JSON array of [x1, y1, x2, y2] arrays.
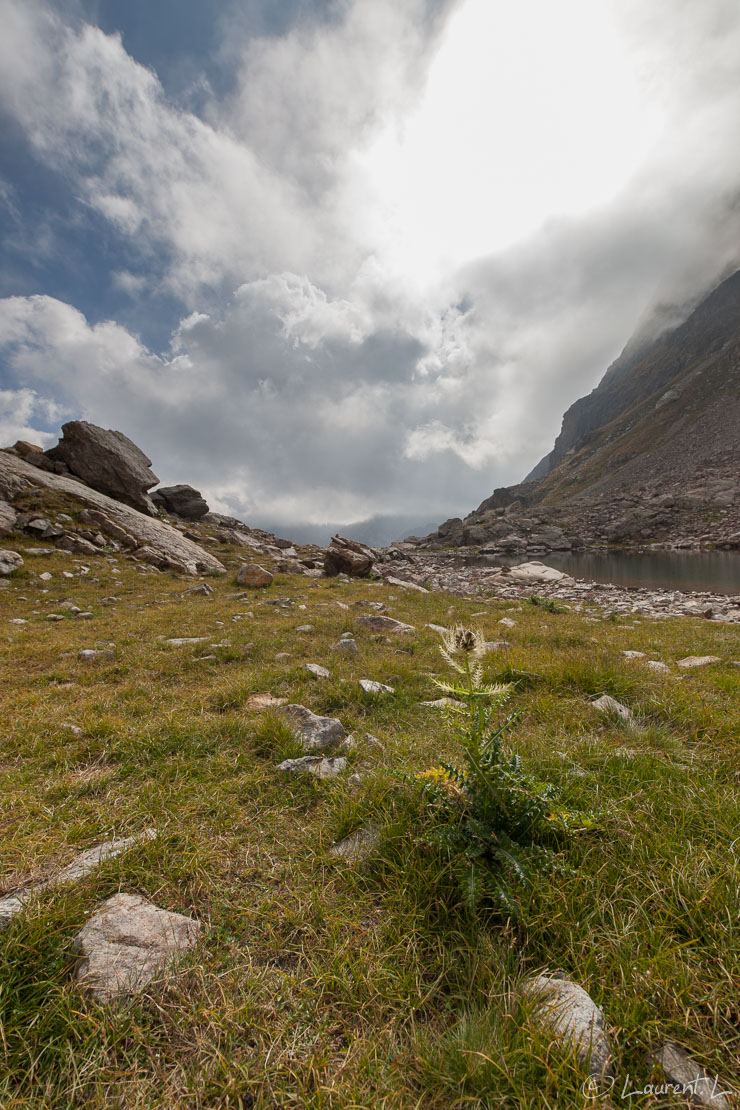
[[538, 551, 740, 595]]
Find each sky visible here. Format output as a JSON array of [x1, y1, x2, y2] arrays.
[[1, 0, 739, 542]]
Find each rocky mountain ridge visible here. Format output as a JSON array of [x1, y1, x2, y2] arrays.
[[417, 268, 740, 554]]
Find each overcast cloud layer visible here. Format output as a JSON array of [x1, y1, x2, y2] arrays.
[[0, 0, 739, 537]]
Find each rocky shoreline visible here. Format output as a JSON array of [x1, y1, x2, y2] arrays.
[[374, 549, 740, 624]]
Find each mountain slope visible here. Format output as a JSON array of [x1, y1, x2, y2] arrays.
[[421, 268, 740, 551]]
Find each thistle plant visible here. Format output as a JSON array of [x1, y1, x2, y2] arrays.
[[416, 626, 592, 920]]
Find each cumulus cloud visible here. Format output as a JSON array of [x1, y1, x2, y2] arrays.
[[1, 0, 739, 533]]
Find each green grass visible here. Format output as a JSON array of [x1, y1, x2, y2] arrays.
[[0, 525, 739, 1107]]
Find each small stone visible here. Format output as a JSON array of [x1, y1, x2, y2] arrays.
[[354, 615, 415, 634], [646, 660, 669, 672], [332, 638, 358, 655], [184, 582, 214, 597], [76, 611, 93, 619], [278, 704, 347, 753], [0, 831, 156, 932], [363, 732, 385, 752], [621, 650, 646, 659], [677, 656, 721, 669], [166, 637, 209, 646], [246, 692, 288, 711], [359, 679, 394, 695], [39, 571, 53, 581], [304, 663, 330, 679], [523, 973, 613, 1081], [73, 892, 201, 1002], [235, 563, 273, 588], [651, 1042, 732, 1109], [78, 648, 115, 662], [421, 697, 461, 708], [426, 623, 447, 633], [592, 694, 635, 726], [275, 652, 291, 662], [329, 825, 380, 862], [277, 755, 347, 779], [295, 624, 315, 632], [498, 617, 517, 628], [484, 640, 511, 651], [385, 575, 428, 592]]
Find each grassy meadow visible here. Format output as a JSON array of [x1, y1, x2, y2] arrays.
[[0, 530, 739, 1108]]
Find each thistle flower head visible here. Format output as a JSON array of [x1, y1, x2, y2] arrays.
[[439, 625, 487, 673]]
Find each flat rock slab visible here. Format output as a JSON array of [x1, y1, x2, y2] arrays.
[[677, 656, 721, 668], [384, 576, 428, 593], [507, 561, 571, 584], [73, 893, 201, 1002], [245, 693, 288, 710], [304, 664, 330, 679], [646, 660, 670, 672], [592, 694, 635, 726], [421, 697, 462, 709], [524, 973, 614, 1080], [354, 615, 416, 634], [329, 825, 380, 862], [277, 755, 347, 779], [166, 637, 209, 647], [621, 650, 646, 659], [652, 1042, 733, 1109], [278, 704, 347, 753], [0, 831, 156, 931], [359, 679, 395, 695]]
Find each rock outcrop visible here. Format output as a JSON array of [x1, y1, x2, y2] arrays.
[[323, 535, 375, 577], [152, 484, 209, 520], [46, 422, 159, 514], [0, 451, 225, 576]]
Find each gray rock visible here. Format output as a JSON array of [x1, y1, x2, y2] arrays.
[[72, 892, 201, 1001], [277, 755, 348, 779], [278, 704, 347, 752], [57, 534, 99, 556], [78, 648, 115, 662], [646, 660, 670, 672], [506, 561, 570, 584], [621, 650, 646, 659], [0, 454, 223, 576], [332, 637, 359, 656], [235, 563, 273, 588], [184, 581, 214, 597], [524, 973, 614, 1080], [329, 825, 380, 862], [677, 656, 721, 669], [304, 664, 330, 679], [592, 694, 635, 726], [354, 615, 416, 634], [0, 831, 156, 931], [324, 535, 375, 577], [0, 549, 23, 575], [359, 679, 394, 695], [166, 637, 209, 647], [47, 421, 159, 514], [651, 1042, 733, 1109], [152, 484, 209, 520]]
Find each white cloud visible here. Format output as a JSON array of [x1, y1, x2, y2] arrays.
[[0, 0, 739, 531]]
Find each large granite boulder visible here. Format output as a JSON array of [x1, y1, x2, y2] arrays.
[[324, 535, 375, 577], [152, 484, 209, 520], [0, 452, 225, 576], [46, 422, 159, 514]]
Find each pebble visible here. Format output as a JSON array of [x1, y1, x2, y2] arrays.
[[304, 664, 330, 679]]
